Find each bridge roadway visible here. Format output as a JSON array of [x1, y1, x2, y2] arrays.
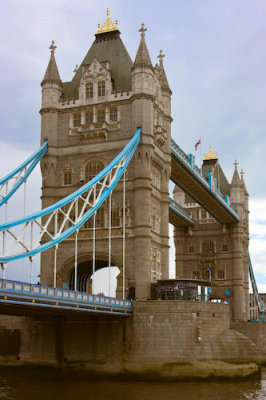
[[171, 138, 240, 224], [0, 279, 131, 317]]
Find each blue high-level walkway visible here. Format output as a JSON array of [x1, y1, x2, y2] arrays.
[[0, 279, 131, 317], [171, 138, 240, 224]]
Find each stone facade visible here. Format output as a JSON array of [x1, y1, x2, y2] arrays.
[[40, 22, 172, 299], [173, 158, 250, 322]]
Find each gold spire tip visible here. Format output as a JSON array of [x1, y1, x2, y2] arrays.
[[97, 9, 118, 34], [204, 145, 218, 160]]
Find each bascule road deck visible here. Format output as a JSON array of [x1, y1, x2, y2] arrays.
[[0, 279, 131, 318]]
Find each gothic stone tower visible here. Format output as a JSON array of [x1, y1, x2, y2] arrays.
[[173, 148, 249, 321], [40, 12, 172, 299]]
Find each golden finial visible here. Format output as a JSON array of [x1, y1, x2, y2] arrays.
[[49, 40, 56, 54], [204, 145, 218, 160], [97, 9, 118, 34], [139, 22, 147, 38]]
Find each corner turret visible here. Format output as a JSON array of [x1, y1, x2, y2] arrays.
[[132, 23, 154, 97], [230, 161, 243, 208], [41, 41, 62, 109]]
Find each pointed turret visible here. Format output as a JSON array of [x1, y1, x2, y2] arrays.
[[240, 169, 248, 195], [132, 23, 154, 98], [231, 160, 242, 188], [41, 41, 62, 87], [230, 160, 244, 207], [132, 23, 153, 70], [40, 41, 62, 148], [157, 50, 172, 95]]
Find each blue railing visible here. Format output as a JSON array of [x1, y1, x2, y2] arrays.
[[0, 278, 131, 316], [249, 253, 263, 314], [169, 197, 194, 226], [171, 138, 239, 221]]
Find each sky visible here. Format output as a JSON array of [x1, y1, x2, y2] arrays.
[[0, 0, 265, 292]]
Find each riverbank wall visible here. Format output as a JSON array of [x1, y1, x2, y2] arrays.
[[0, 301, 261, 380]]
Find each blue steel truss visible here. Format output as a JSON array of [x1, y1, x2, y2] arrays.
[[0, 140, 48, 207], [0, 129, 141, 263], [0, 278, 131, 316]]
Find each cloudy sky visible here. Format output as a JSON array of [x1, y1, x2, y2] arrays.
[[0, 0, 265, 291]]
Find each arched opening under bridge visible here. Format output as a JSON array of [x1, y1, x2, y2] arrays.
[[69, 259, 118, 294]]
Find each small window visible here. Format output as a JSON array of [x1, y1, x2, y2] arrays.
[[73, 113, 81, 127], [222, 244, 228, 252], [63, 170, 72, 186], [110, 107, 118, 122], [192, 271, 200, 279], [98, 81, 105, 97], [111, 209, 120, 227], [202, 240, 214, 254], [189, 245, 194, 254], [217, 270, 225, 279], [201, 210, 207, 219], [85, 111, 93, 124], [97, 109, 105, 123], [85, 160, 104, 182], [85, 208, 105, 228], [86, 83, 93, 99]]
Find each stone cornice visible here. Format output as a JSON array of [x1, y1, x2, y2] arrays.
[[39, 107, 59, 115]]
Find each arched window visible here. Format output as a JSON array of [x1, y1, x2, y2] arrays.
[[85, 160, 104, 182], [98, 81, 105, 97], [63, 169, 72, 186], [86, 83, 93, 99]]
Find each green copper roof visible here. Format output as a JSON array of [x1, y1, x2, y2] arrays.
[[62, 31, 133, 99]]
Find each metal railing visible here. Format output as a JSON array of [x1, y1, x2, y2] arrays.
[[171, 138, 239, 220], [169, 197, 194, 225], [0, 278, 131, 315], [248, 253, 263, 314]]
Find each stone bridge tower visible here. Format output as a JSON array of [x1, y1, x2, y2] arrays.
[[40, 11, 172, 299], [173, 149, 249, 321]]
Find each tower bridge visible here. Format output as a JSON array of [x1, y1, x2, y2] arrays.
[[0, 10, 264, 378]]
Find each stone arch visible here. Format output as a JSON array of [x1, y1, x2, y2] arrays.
[[60, 252, 127, 297]]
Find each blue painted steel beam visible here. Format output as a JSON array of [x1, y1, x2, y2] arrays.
[[0, 129, 141, 262], [171, 138, 240, 223], [0, 141, 48, 207]]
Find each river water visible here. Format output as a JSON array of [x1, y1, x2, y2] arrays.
[[0, 368, 265, 400]]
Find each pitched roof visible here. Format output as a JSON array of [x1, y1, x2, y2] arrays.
[[158, 63, 171, 94], [202, 160, 230, 196], [41, 52, 62, 87], [62, 30, 133, 99], [231, 166, 242, 188], [133, 35, 153, 69]]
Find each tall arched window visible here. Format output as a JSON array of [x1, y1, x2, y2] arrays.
[[85, 160, 104, 182]]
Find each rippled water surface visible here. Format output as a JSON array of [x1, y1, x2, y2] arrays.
[[0, 368, 265, 400]]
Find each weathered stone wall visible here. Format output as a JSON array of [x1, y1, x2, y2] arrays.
[[232, 321, 266, 363], [0, 301, 260, 380]]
